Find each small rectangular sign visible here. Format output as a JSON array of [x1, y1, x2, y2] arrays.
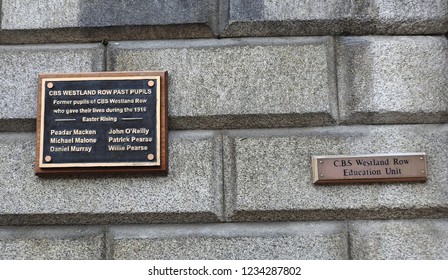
[[312, 153, 427, 184], [35, 71, 168, 175]]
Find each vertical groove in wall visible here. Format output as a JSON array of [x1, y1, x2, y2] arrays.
[[224, 134, 237, 222], [208, 0, 219, 37], [219, 131, 227, 222], [102, 41, 108, 72], [104, 225, 113, 260], [211, 131, 225, 222], [100, 225, 107, 260], [217, 0, 230, 37], [0, 0, 3, 31], [346, 220, 353, 260], [331, 36, 341, 125]]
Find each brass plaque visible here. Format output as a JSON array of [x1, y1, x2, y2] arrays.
[[35, 71, 168, 175], [312, 153, 427, 184]]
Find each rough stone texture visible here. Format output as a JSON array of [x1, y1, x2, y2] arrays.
[[2, 0, 81, 29], [0, 0, 217, 43], [108, 221, 348, 259], [221, 0, 374, 36], [1, 0, 212, 29], [108, 37, 338, 130], [0, 226, 103, 259], [221, 0, 448, 36], [349, 219, 448, 259], [375, 0, 448, 34], [224, 124, 448, 222], [0, 44, 104, 132], [337, 36, 448, 125], [0, 131, 223, 225]]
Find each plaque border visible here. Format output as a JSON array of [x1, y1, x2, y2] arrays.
[[312, 153, 427, 184], [35, 71, 168, 176]]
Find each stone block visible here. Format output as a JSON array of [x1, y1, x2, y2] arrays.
[[220, 0, 373, 36], [375, 0, 448, 34], [0, 0, 217, 43], [349, 219, 448, 259], [0, 131, 223, 225], [337, 36, 448, 124], [108, 221, 348, 259], [108, 37, 338, 130], [2, 0, 214, 29], [0, 44, 105, 132], [224, 124, 448, 221], [0, 226, 103, 259], [220, 0, 448, 36]]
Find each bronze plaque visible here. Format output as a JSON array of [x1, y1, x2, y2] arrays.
[[35, 71, 168, 175], [312, 153, 427, 184]]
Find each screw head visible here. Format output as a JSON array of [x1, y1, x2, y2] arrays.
[[47, 82, 54, 89], [148, 81, 155, 87], [147, 154, 155, 161]]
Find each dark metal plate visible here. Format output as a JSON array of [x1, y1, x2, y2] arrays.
[[35, 72, 168, 175]]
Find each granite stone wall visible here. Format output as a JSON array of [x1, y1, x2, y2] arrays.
[[0, 0, 447, 259]]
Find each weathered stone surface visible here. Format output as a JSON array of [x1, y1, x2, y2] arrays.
[[2, 0, 80, 29], [375, 0, 448, 34], [0, 44, 104, 132], [108, 221, 348, 259], [108, 37, 337, 129], [1, 0, 447, 43], [224, 124, 448, 221], [0, 131, 223, 225], [221, 0, 448, 36], [2, 0, 214, 29], [349, 219, 448, 259], [0, 0, 217, 43], [0, 226, 103, 259], [221, 0, 373, 36], [337, 36, 448, 124]]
